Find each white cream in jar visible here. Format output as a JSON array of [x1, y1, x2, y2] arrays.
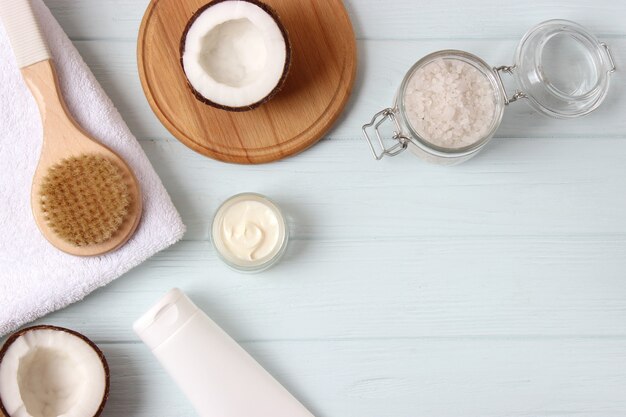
[[211, 193, 288, 272]]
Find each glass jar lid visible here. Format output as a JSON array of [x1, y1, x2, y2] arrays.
[[512, 19, 616, 118]]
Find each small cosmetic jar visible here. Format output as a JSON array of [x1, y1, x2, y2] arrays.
[[362, 20, 616, 165], [211, 193, 289, 273]]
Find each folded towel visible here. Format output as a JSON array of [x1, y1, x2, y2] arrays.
[[0, 0, 186, 336]]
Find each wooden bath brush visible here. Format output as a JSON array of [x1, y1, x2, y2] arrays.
[[0, 0, 142, 256]]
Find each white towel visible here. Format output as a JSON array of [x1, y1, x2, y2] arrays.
[[0, 0, 186, 336]]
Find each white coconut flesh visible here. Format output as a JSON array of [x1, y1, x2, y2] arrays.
[[0, 329, 106, 417], [182, 0, 288, 108]]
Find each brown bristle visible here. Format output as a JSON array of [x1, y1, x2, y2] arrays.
[[39, 154, 131, 247]]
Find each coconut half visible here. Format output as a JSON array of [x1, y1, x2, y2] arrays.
[[180, 0, 291, 111], [0, 326, 109, 417]]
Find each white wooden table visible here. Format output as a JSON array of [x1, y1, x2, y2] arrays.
[[36, 1, 626, 416]]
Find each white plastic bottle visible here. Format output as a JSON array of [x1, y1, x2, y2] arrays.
[[134, 288, 315, 417]]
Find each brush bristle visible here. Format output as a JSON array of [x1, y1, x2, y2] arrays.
[[39, 155, 131, 247]]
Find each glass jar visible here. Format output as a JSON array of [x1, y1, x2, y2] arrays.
[[211, 193, 289, 273], [362, 20, 616, 166]]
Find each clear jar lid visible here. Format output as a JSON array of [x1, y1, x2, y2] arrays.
[[512, 19, 616, 118]]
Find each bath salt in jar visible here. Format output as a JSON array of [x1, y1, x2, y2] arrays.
[[363, 20, 616, 165]]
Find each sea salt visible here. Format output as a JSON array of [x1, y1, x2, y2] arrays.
[[403, 58, 497, 149]]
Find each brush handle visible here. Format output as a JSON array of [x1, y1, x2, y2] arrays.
[[21, 60, 94, 153], [0, 0, 50, 68], [21, 60, 70, 134]]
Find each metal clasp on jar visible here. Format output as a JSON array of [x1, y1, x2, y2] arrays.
[[493, 65, 527, 105], [362, 108, 410, 160]]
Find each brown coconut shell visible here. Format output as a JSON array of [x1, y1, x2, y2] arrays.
[[0, 325, 110, 417], [180, 0, 292, 112]]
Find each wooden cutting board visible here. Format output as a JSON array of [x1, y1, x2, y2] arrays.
[[138, 0, 357, 164]]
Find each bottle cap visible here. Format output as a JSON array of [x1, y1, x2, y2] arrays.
[[133, 288, 199, 350]]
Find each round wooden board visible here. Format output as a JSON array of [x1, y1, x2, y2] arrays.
[[138, 0, 357, 164]]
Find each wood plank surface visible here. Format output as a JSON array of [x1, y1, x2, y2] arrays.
[[34, 238, 626, 342], [98, 340, 626, 417], [46, 0, 626, 40], [7, 1, 626, 416], [133, 138, 626, 241]]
